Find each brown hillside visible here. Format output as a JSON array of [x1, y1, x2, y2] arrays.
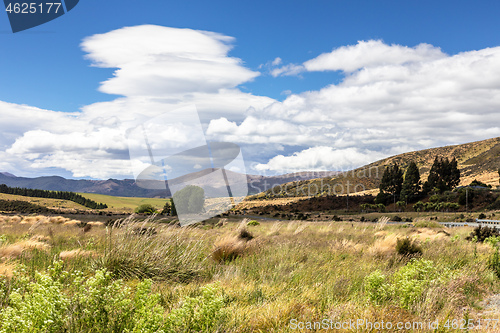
[[255, 136, 500, 199]]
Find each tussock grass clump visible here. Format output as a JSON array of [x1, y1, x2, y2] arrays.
[[368, 234, 399, 257], [48, 216, 69, 224], [0, 236, 51, 259], [212, 225, 255, 263], [396, 237, 423, 257], [377, 216, 390, 230], [96, 216, 208, 282]]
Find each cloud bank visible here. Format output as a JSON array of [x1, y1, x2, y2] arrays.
[[210, 40, 500, 172], [1, 32, 500, 178]]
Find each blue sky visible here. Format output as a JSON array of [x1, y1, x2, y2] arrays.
[[1, 0, 500, 179]]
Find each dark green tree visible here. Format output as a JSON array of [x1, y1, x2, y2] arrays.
[[161, 198, 177, 216], [423, 157, 460, 193], [378, 162, 403, 205], [172, 185, 205, 214], [400, 161, 421, 203], [135, 203, 156, 215]]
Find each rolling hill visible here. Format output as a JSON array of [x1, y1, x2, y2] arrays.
[[256, 136, 500, 199], [0, 171, 339, 198]]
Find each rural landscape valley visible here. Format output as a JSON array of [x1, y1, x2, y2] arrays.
[[2, 137, 500, 331], [2, 1, 500, 331]]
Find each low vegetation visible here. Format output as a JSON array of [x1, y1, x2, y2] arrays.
[[1, 213, 499, 331]]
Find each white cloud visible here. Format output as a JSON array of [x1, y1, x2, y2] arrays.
[[254, 146, 386, 172], [270, 63, 304, 77], [82, 25, 260, 97], [272, 57, 282, 66], [3, 35, 500, 179], [213, 41, 500, 173], [0, 25, 273, 179], [304, 40, 446, 72]]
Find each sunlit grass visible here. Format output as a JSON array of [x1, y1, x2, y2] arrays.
[[0, 213, 499, 331]]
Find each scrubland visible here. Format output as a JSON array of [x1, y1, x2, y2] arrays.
[[0, 213, 499, 332]]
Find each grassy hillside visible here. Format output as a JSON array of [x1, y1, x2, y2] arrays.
[[0, 193, 88, 211], [256, 136, 500, 199], [77, 193, 166, 211], [0, 192, 167, 214]]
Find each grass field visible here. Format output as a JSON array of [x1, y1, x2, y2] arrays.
[[77, 192, 167, 212], [1, 213, 500, 332], [0, 193, 86, 210]]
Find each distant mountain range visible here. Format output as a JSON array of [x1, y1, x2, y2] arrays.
[[0, 171, 340, 198]]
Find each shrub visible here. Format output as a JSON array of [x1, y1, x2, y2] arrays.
[[173, 186, 205, 214], [392, 215, 402, 222], [488, 248, 500, 279], [165, 283, 227, 332], [413, 201, 424, 212], [238, 228, 254, 241], [0, 263, 228, 333], [135, 204, 157, 215], [364, 270, 390, 304], [478, 213, 486, 219], [247, 220, 260, 226], [466, 226, 500, 243], [0, 271, 68, 333], [396, 237, 423, 257], [392, 259, 447, 310]]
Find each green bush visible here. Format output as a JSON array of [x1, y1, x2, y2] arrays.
[[0, 271, 68, 333], [135, 204, 157, 215], [165, 283, 227, 332], [247, 220, 260, 226], [173, 186, 205, 214], [366, 259, 452, 311], [466, 226, 500, 243], [0, 263, 228, 333], [364, 270, 390, 304], [392, 259, 446, 310]]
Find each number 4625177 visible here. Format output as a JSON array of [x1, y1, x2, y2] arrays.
[[5, 3, 62, 14]]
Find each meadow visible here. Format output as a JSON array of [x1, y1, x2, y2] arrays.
[[0, 213, 499, 332]]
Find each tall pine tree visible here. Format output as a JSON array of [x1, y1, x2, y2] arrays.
[[378, 162, 404, 205], [400, 161, 421, 203], [423, 156, 460, 193]]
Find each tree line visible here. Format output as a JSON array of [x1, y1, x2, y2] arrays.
[[0, 184, 108, 209], [377, 156, 461, 205]]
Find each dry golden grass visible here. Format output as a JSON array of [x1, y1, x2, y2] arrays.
[[330, 238, 363, 253], [368, 233, 399, 256], [211, 225, 255, 262], [410, 228, 450, 241], [0, 236, 51, 259], [59, 249, 97, 261], [0, 261, 16, 278], [63, 220, 81, 226], [49, 216, 70, 224], [87, 221, 104, 227]]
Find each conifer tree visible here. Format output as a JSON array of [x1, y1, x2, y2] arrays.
[[400, 161, 421, 203]]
